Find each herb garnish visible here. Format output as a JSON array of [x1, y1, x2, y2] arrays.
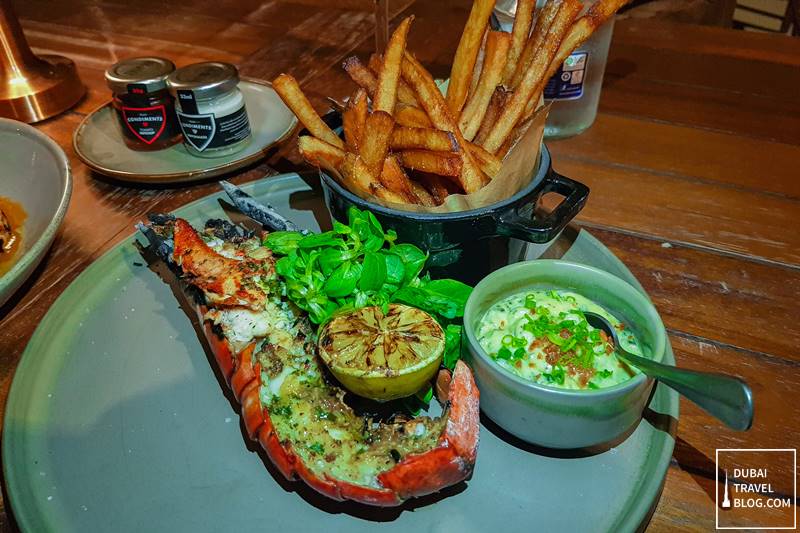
[[263, 207, 471, 371]]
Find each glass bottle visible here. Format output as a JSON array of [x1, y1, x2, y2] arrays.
[[493, 0, 616, 139]]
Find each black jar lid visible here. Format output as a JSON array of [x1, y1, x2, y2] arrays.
[[105, 57, 175, 94], [166, 62, 240, 100]]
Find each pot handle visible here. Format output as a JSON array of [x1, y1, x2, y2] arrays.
[[497, 171, 589, 243]]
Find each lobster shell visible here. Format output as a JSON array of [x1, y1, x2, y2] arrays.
[[198, 307, 480, 506]]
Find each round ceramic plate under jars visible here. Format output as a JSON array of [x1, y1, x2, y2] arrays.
[[72, 80, 297, 184]]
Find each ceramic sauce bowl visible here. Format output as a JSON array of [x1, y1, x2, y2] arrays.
[[462, 260, 667, 449]]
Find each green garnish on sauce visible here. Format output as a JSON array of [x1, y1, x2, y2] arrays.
[[476, 290, 644, 390]]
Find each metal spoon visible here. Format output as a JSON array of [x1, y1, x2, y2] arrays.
[[584, 312, 754, 431]]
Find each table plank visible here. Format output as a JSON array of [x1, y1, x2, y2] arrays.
[[589, 228, 800, 361], [612, 18, 800, 67], [670, 335, 797, 492], [601, 73, 800, 145], [549, 113, 800, 199], [547, 153, 800, 267]]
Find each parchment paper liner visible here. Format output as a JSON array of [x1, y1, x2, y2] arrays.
[[325, 104, 550, 214]]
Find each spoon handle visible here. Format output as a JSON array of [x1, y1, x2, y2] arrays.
[[618, 351, 754, 431]]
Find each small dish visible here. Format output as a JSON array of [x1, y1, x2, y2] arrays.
[[73, 80, 297, 184], [462, 259, 667, 449], [0, 119, 72, 308]]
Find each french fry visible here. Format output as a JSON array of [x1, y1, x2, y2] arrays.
[[519, 0, 630, 122], [373, 185, 409, 204], [375, 16, 414, 114], [398, 150, 463, 177], [466, 141, 502, 177], [546, 0, 630, 82], [501, 0, 536, 86], [445, 0, 497, 115], [483, 0, 581, 154], [359, 111, 395, 177], [468, 30, 489, 97], [390, 126, 457, 152], [339, 153, 371, 196], [410, 181, 436, 206], [459, 31, 511, 141], [369, 54, 420, 107], [474, 86, 508, 146], [273, 73, 344, 150], [298, 135, 346, 168], [380, 155, 420, 203], [395, 104, 433, 128], [421, 173, 451, 205], [342, 56, 377, 98], [401, 52, 488, 192], [342, 153, 406, 205], [342, 88, 368, 151], [510, 0, 561, 89]]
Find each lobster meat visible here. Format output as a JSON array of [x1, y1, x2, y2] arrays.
[[136, 186, 480, 507]]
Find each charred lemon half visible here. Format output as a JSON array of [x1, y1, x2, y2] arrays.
[[317, 304, 445, 401]]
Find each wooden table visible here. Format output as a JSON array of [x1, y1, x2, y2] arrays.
[[2, 1, 798, 530]]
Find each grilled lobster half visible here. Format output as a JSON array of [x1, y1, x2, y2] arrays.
[[136, 183, 480, 507]]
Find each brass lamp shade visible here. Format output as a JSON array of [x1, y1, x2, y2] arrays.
[[0, 0, 84, 123]]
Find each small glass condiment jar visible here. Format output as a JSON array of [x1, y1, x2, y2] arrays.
[[166, 62, 252, 158], [105, 57, 183, 151]]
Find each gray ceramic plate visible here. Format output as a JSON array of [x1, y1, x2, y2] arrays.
[[0, 119, 72, 308], [3, 173, 677, 532], [73, 80, 297, 184]]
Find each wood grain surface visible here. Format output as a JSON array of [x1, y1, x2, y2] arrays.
[[1, 0, 798, 531]]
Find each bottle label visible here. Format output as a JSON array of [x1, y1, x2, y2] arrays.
[[544, 51, 588, 101], [121, 105, 168, 145], [177, 105, 250, 152]]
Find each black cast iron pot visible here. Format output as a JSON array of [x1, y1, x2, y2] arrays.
[[320, 144, 589, 285]]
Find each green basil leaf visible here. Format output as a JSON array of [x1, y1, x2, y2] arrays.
[[263, 231, 303, 254], [346, 206, 362, 228], [383, 253, 405, 284], [359, 252, 387, 292], [324, 261, 359, 297], [364, 210, 385, 238], [353, 289, 369, 308], [393, 286, 460, 319], [380, 282, 399, 295], [391, 243, 427, 283], [364, 233, 384, 253], [443, 324, 462, 370], [348, 208, 372, 241], [422, 279, 472, 312], [319, 248, 354, 276], [333, 220, 351, 235], [275, 256, 297, 278], [298, 231, 344, 249]]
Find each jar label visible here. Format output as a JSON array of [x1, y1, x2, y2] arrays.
[[121, 105, 168, 145], [544, 52, 588, 101], [177, 105, 250, 152], [177, 90, 200, 114]]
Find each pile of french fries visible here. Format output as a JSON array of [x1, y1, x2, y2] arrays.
[[273, 0, 628, 207]]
